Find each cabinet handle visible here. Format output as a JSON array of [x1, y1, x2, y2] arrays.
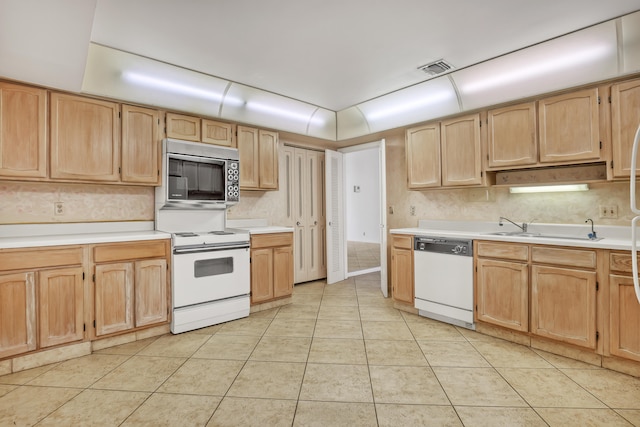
[[314, 221, 317, 225], [296, 221, 301, 226]]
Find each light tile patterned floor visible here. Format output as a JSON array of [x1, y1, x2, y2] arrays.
[[2, 272, 640, 426], [348, 241, 380, 273]]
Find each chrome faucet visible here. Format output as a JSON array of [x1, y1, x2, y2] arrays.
[[585, 218, 597, 240], [499, 216, 526, 232]]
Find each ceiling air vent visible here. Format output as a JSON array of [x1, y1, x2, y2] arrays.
[[418, 60, 454, 76]]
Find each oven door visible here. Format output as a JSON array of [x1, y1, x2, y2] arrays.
[[172, 244, 250, 308]]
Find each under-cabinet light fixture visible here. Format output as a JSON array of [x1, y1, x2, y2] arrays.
[[509, 184, 589, 194]]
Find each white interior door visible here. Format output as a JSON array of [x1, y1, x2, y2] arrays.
[[325, 149, 346, 284], [378, 139, 388, 297]]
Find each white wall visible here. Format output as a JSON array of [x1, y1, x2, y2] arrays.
[[345, 148, 381, 243]]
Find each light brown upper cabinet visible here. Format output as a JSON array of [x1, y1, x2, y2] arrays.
[[538, 88, 602, 164], [166, 112, 201, 142], [237, 125, 279, 190], [406, 114, 483, 189], [166, 113, 235, 147], [611, 79, 640, 178], [0, 82, 47, 179], [441, 113, 483, 186], [202, 119, 234, 147], [486, 102, 538, 169], [50, 93, 120, 182], [406, 123, 441, 188], [121, 105, 161, 185]]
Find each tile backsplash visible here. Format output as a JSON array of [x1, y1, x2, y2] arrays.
[[0, 181, 154, 224]]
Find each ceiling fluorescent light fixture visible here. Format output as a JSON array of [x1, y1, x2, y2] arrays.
[[245, 101, 325, 126], [364, 90, 454, 121], [509, 184, 589, 194], [122, 71, 244, 106], [462, 44, 611, 94]]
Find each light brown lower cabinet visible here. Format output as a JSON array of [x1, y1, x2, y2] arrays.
[[0, 272, 36, 358], [475, 241, 529, 332], [0, 240, 170, 363], [476, 258, 529, 332], [250, 233, 294, 305], [609, 275, 640, 362], [93, 241, 169, 337], [391, 235, 413, 304], [530, 265, 597, 349], [608, 251, 640, 362], [475, 242, 599, 350], [38, 267, 84, 348], [0, 246, 85, 359]]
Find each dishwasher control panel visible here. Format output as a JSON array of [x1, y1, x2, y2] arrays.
[[414, 236, 473, 256]]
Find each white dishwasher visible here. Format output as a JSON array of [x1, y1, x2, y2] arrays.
[[413, 236, 475, 330]]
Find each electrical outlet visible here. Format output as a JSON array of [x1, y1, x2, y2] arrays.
[[54, 202, 64, 216], [410, 206, 416, 216], [599, 205, 618, 218]]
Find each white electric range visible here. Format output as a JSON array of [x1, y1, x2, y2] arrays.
[[156, 210, 250, 334]]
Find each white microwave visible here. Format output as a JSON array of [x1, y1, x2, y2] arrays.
[[157, 139, 240, 210]]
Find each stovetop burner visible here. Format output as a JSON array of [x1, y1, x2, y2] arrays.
[[171, 228, 249, 247], [174, 232, 199, 237]]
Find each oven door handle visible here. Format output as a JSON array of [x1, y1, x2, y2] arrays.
[[173, 243, 250, 254]]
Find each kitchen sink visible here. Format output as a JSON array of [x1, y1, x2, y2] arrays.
[[482, 231, 603, 241], [483, 231, 540, 237]]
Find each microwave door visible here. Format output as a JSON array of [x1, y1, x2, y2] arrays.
[[198, 163, 214, 192], [629, 122, 640, 304], [183, 161, 198, 192]]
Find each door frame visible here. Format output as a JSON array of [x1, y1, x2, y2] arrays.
[[329, 139, 388, 296]]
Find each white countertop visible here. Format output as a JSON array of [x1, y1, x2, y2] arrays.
[[226, 219, 294, 235], [390, 220, 633, 250], [0, 221, 171, 249]]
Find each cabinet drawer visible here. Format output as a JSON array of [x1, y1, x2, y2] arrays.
[[610, 252, 638, 274], [476, 241, 528, 261], [94, 241, 168, 263], [251, 233, 293, 249], [531, 246, 596, 269], [392, 235, 413, 250], [0, 247, 83, 272]]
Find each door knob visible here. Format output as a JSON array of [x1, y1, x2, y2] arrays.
[[314, 221, 317, 225], [296, 221, 301, 226]]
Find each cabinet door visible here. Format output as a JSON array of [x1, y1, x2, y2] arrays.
[[238, 126, 260, 189], [38, 267, 84, 348], [202, 119, 234, 147], [611, 79, 640, 178], [476, 259, 528, 332], [538, 88, 601, 164], [166, 113, 200, 141], [250, 248, 273, 304], [134, 259, 168, 328], [531, 265, 596, 348], [0, 272, 36, 358], [391, 246, 413, 304], [50, 93, 120, 182], [273, 246, 294, 298], [95, 263, 134, 336], [121, 104, 160, 185], [487, 102, 537, 168], [0, 82, 47, 179], [609, 274, 640, 362], [441, 114, 482, 186], [406, 123, 441, 188], [259, 130, 279, 189]]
